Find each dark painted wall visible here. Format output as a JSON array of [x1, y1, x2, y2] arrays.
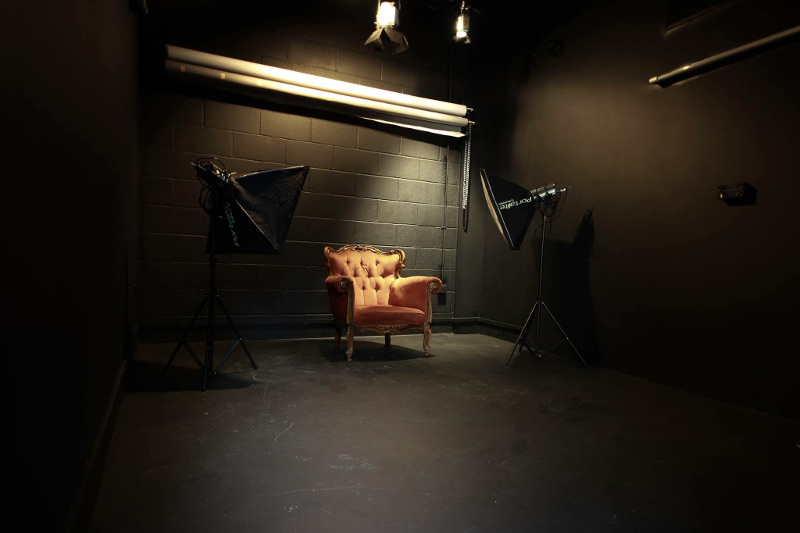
[[468, 0, 800, 420], [136, 1, 464, 341], [2, 1, 140, 530]]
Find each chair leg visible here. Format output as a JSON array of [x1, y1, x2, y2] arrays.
[[385, 333, 391, 347], [334, 327, 341, 349], [345, 325, 354, 361], [423, 324, 431, 356]]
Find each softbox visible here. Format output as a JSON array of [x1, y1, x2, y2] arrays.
[[479, 168, 537, 250], [205, 165, 309, 254]]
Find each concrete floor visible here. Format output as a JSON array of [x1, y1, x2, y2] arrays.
[[89, 333, 799, 532]]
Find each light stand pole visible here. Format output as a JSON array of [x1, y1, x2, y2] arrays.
[[506, 199, 588, 367], [164, 161, 257, 390]]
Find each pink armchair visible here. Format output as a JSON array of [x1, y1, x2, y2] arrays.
[[324, 245, 442, 361]]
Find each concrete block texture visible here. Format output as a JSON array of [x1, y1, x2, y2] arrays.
[[287, 140, 334, 169], [377, 200, 416, 224], [261, 109, 311, 140], [414, 247, 446, 271], [174, 180, 201, 207], [279, 265, 322, 291], [205, 101, 260, 133], [174, 207, 206, 236], [288, 39, 337, 70], [138, 261, 205, 290], [382, 60, 422, 95], [399, 180, 445, 205], [139, 234, 173, 262], [140, 204, 175, 234], [358, 127, 401, 154], [230, 289, 281, 315], [285, 216, 308, 241], [447, 160, 462, 185], [420, 159, 447, 184], [141, 148, 200, 180], [401, 137, 441, 160], [280, 290, 329, 314], [356, 175, 399, 201], [446, 183, 460, 207], [174, 124, 233, 157], [302, 217, 355, 244], [256, 265, 284, 290], [379, 154, 420, 180], [444, 228, 458, 249], [312, 118, 358, 147], [233, 133, 287, 163], [215, 263, 259, 290], [294, 192, 336, 218], [140, 115, 172, 149], [333, 196, 378, 222], [282, 241, 330, 266], [397, 225, 438, 248], [308, 169, 357, 196], [334, 147, 380, 175], [141, 92, 203, 128], [172, 235, 206, 263], [336, 48, 382, 80], [445, 206, 458, 228], [353, 221, 397, 247], [140, 176, 173, 206], [417, 204, 447, 227], [138, 41, 462, 330]]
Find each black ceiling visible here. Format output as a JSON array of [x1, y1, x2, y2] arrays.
[[138, 0, 585, 40]]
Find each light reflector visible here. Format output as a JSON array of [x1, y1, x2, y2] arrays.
[[479, 169, 537, 250]]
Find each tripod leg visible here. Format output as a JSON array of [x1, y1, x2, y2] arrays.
[[165, 293, 208, 372], [213, 294, 258, 373], [540, 301, 588, 366], [506, 301, 539, 365], [202, 294, 216, 391]]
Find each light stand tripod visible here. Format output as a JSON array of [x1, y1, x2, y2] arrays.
[[164, 159, 257, 390], [506, 190, 588, 367]]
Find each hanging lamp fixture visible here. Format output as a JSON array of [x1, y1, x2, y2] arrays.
[[364, 1, 409, 54], [454, 1, 471, 43]]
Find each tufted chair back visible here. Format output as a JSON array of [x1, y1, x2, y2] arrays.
[[325, 246, 404, 307]]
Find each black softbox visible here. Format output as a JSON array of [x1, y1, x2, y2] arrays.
[[205, 165, 309, 254], [479, 168, 537, 250]]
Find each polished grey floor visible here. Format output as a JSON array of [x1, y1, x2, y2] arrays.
[[89, 333, 799, 532]]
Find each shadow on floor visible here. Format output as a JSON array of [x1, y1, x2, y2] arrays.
[[127, 336, 433, 393]]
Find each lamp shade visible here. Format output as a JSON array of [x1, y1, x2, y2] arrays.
[[206, 165, 309, 254], [479, 169, 536, 250]]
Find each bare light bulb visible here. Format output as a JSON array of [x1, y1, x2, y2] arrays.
[[376, 2, 398, 28]]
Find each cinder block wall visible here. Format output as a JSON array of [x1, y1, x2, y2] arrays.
[[137, 3, 463, 341]]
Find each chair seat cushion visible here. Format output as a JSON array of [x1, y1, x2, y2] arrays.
[[354, 305, 426, 326]]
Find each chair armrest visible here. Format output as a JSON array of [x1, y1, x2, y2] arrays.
[[325, 275, 355, 323], [389, 276, 442, 312], [325, 275, 355, 293]]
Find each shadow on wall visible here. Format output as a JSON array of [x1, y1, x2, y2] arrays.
[[539, 208, 599, 365]]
